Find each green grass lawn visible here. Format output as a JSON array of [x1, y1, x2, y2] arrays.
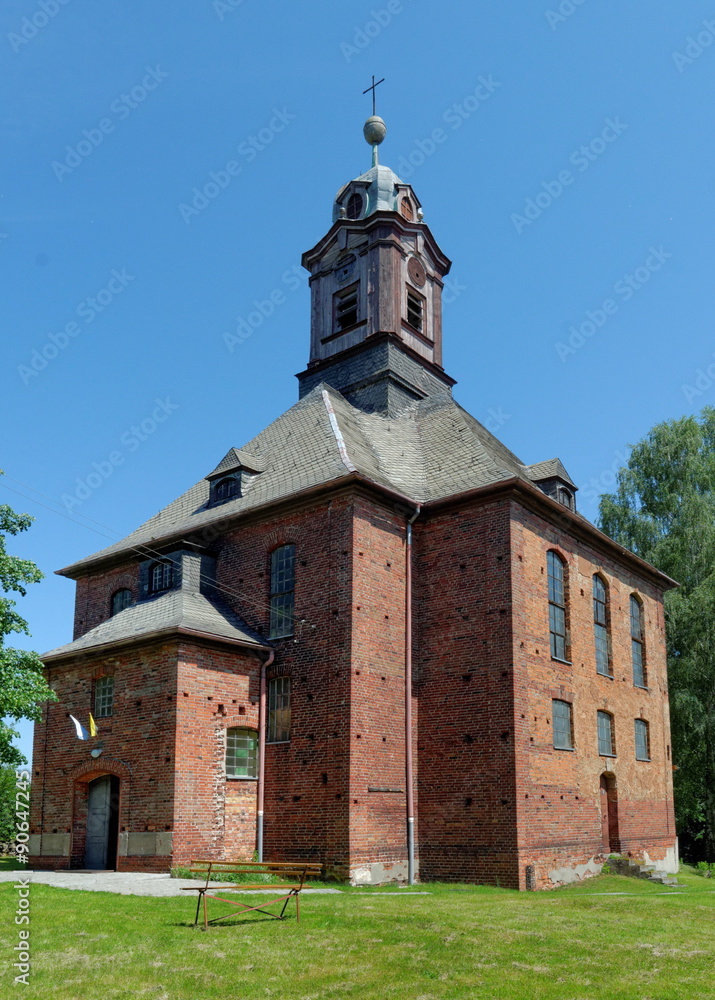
[[1, 868, 714, 999]]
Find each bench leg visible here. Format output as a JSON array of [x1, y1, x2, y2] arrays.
[[203, 892, 208, 931], [194, 892, 203, 927], [296, 892, 300, 924]]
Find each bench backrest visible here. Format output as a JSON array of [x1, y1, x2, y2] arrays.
[[189, 860, 323, 890]]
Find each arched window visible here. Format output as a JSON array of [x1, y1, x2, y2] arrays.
[[345, 192, 363, 220], [214, 477, 239, 504], [267, 676, 291, 743], [226, 728, 258, 779], [630, 595, 647, 687], [597, 711, 615, 756], [269, 544, 295, 638], [547, 551, 568, 660], [149, 561, 174, 594], [593, 575, 611, 676], [111, 588, 132, 617], [634, 719, 650, 761]]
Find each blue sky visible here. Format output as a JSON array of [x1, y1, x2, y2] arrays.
[[2, 0, 714, 763]]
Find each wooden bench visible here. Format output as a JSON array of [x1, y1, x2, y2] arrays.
[[180, 860, 323, 929]]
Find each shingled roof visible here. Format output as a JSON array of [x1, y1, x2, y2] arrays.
[[59, 383, 574, 578], [43, 588, 267, 661]]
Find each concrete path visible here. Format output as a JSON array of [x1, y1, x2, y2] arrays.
[[0, 870, 342, 897]]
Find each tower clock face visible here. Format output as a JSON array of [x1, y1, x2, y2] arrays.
[[408, 256, 426, 288]]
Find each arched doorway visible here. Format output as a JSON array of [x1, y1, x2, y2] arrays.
[[85, 775, 120, 870], [599, 773, 620, 853]]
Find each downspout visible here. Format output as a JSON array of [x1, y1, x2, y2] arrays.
[[405, 506, 421, 885], [256, 649, 275, 862]]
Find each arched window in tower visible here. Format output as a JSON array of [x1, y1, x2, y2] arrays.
[[111, 588, 132, 617], [593, 575, 611, 676], [269, 544, 295, 638], [345, 192, 363, 220], [406, 288, 424, 333], [334, 284, 359, 332], [400, 197, 414, 220], [630, 595, 647, 687], [547, 551, 568, 661]]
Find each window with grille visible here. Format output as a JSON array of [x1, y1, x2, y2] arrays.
[[111, 589, 132, 617], [149, 561, 174, 594], [213, 477, 239, 504], [552, 699, 573, 750], [345, 192, 363, 220], [94, 676, 114, 718], [630, 595, 647, 687], [547, 551, 568, 660], [269, 544, 295, 638], [635, 719, 650, 761], [597, 711, 615, 756], [268, 676, 291, 743], [406, 288, 424, 332], [593, 575, 611, 676], [226, 728, 258, 779], [335, 285, 359, 332]]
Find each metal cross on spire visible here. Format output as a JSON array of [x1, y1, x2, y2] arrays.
[[362, 75, 385, 117]]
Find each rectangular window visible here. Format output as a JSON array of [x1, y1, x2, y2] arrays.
[[552, 699, 573, 750], [269, 544, 295, 638], [94, 676, 114, 718], [593, 576, 611, 676], [547, 551, 568, 660], [334, 285, 359, 332], [631, 596, 647, 687], [268, 676, 291, 743], [597, 711, 615, 756], [635, 719, 650, 761], [226, 728, 258, 779], [406, 288, 423, 333]]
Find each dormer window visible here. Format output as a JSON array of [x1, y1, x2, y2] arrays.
[[400, 197, 414, 220], [335, 284, 359, 332], [345, 192, 363, 220], [212, 476, 240, 505], [557, 487, 574, 511], [111, 588, 132, 617], [149, 561, 174, 594]]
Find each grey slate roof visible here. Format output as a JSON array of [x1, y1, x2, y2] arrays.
[[523, 459, 576, 487], [60, 383, 569, 577], [43, 588, 267, 661]]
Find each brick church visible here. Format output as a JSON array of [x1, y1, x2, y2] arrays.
[[29, 111, 678, 889]]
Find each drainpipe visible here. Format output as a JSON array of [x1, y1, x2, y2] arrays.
[[256, 649, 275, 863], [405, 506, 421, 885]]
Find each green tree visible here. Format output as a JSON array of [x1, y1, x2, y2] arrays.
[[599, 407, 715, 859], [0, 480, 56, 766], [0, 764, 19, 842]]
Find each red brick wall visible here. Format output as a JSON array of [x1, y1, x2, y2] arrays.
[[350, 497, 411, 868], [73, 564, 139, 639], [415, 498, 520, 888], [510, 501, 676, 888], [30, 641, 178, 872]]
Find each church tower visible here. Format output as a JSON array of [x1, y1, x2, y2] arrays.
[[297, 113, 455, 415]]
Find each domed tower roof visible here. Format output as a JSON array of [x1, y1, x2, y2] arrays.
[[332, 114, 423, 224]]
